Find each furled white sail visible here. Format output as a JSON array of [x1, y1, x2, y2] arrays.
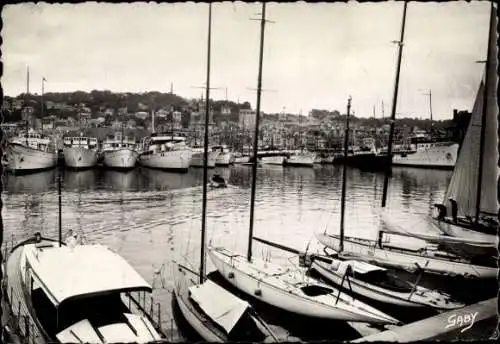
[[444, 6, 498, 218]]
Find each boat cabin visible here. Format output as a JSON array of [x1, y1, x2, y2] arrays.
[[212, 145, 230, 153], [141, 133, 187, 154], [102, 132, 137, 151], [63, 135, 98, 150], [10, 130, 54, 152], [21, 242, 161, 343]]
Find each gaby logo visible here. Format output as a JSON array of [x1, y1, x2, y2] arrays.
[[445, 311, 478, 333]]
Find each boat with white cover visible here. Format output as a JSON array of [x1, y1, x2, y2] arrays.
[[208, 246, 399, 324], [138, 133, 192, 172], [63, 133, 99, 169], [311, 257, 465, 310], [102, 131, 139, 170], [212, 145, 233, 166], [5, 129, 58, 172], [233, 153, 250, 164], [190, 146, 219, 168], [2, 233, 163, 344], [174, 269, 278, 342], [315, 232, 497, 279]]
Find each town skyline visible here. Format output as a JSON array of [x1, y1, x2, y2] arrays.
[[1, 1, 491, 120]]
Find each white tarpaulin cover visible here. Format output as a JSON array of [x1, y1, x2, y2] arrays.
[[189, 280, 250, 334], [344, 260, 387, 274]]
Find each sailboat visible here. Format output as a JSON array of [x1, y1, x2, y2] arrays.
[[381, 3, 498, 254], [2, 176, 164, 343], [172, 4, 279, 342], [431, 3, 498, 238], [6, 72, 58, 173], [316, 1, 497, 279], [208, 3, 398, 325], [312, 94, 464, 311]]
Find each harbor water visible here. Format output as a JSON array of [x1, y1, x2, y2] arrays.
[[1, 164, 496, 341]]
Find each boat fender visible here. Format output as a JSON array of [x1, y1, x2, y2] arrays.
[[228, 272, 234, 279], [254, 289, 262, 296]]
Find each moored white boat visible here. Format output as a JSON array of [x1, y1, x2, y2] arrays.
[[392, 142, 458, 170], [261, 155, 285, 165], [3, 233, 164, 344], [138, 133, 192, 172], [5, 130, 58, 172], [233, 153, 250, 164], [63, 134, 98, 169], [102, 132, 139, 170], [190, 146, 219, 168], [315, 232, 497, 279], [212, 145, 233, 166], [208, 246, 399, 324], [311, 258, 465, 310], [284, 150, 316, 167]]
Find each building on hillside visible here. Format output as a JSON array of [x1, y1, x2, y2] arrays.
[[239, 109, 258, 129]]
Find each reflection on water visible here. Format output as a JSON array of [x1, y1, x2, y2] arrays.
[[2, 164, 458, 340]]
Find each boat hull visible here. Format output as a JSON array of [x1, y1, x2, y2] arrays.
[[5, 143, 58, 173], [315, 233, 497, 279], [261, 156, 285, 165], [103, 149, 138, 170], [208, 247, 398, 324], [311, 260, 463, 310], [190, 151, 219, 168], [392, 144, 458, 170], [174, 288, 224, 342], [63, 147, 98, 169], [138, 150, 192, 172], [284, 152, 316, 167], [233, 156, 250, 164]]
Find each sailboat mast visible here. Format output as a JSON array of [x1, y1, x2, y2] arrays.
[[58, 175, 62, 246], [475, 1, 494, 223], [200, 2, 212, 284], [340, 96, 352, 253], [41, 77, 45, 136], [247, 2, 267, 262], [381, 0, 408, 208]]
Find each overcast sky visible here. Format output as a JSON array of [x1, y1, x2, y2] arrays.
[[1, 1, 492, 120]]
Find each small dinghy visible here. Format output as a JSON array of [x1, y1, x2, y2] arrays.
[[311, 257, 465, 310], [174, 268, 278, 343]]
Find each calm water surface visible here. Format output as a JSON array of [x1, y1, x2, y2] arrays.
[[1, 165, 456, 340]]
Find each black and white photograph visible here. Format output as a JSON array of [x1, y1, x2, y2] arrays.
[[0, 1, 498, 343]]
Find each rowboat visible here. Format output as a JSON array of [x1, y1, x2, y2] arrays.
[[311, 257, 465, 310], [208, 246, 400, 324], [174, 268, 278, 342]]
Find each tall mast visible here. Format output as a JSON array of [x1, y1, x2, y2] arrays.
[[339, 96, 352, 252], [41, 77, 45, 135], [475, 1, 494, 223], [381, 0, 408, 208], [247, 2, 267, 262], [199, 1, 212, 284]]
